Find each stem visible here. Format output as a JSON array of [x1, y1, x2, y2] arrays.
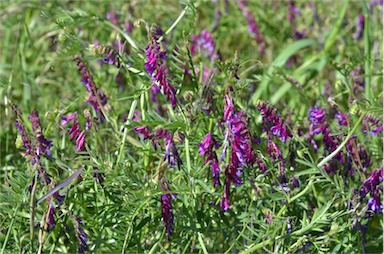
[[240, 238, 275, 254], [161, 5, 190, 39], [317, 112, 366, 168], [1, 204, 20, 254], [361, 0, 371, 101], [185, 136, 192, 174], [117, 99, 138, 165], [103, 20, 138, 50], [30, 173, 38, 250]]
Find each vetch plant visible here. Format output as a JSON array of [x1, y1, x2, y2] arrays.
[[1, 1, 382, 253]]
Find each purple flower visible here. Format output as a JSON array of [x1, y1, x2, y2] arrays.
[[255, 157, 267, 174], [15, 120, 32, 157], [190, 29, 218, 60], [220, 92, 255, 210], [47, 201, 56, 230], [308, 106, 327, 134], [367, 192, 382, 213], [220, 180, 231, 211], [288, 0, 301, 24], [106, 11, 120, 27], [257, 100, 292, 142], [335, 111, 348, 126], [360, 167, 383, 198], [238, 0, 265, 55], [74, 56, 109, 117], [62, 112, 86, 152], [362, 114, 383, 136], [291, 176, 300, 188], [145, 39, 163, 75], [360, 167, 383, 215], [145, 39, 177, 108], [355, 15, 365, 41], [164, 133, 182, 169], [135, 125, 152, 140], [154, 63, 177, 108], [74, 216, 88, 254], [267, 140, 286, 182], [28, 110, 53, 157], [198, 133, 221, 186], [161, 179, 174, 240], [62, 112, 78, 126]]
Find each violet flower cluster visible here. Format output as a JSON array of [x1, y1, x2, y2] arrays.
[[198, 133, 221, 186], [135, 126, 182, 170], [220, 92, 255, 210], [160, 179, 175, 240], [362, 113, 383, 136], [74, 56, 109, 118], [190, 29, 218, 60], [308, 106, 343, 173], [62, 111, 104, 185], [74, 216, 88, 253], [360, 166, 383, 215], [238, 0, 265, 55], [62, 112, 86, 152], [355, 15, 365, 41], [145, 30, 177, 108], [14, 108, 53, 165], [256, 100, 292, 142], [13, 105, 66, 232], [267, 140, 286, 182]]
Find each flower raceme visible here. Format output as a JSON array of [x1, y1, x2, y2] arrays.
[[190, 29, 218, 60], [13, 106, 52, 164], [62, 112, 86, 152], [256, 100, 292, 142], [144, 30, 177, 108], [360, 166, 383, 214], [74, 56, 109, 118], [220, 91, 255, 210], [161, 179, 175, 240], [198, 133, 221, 186]]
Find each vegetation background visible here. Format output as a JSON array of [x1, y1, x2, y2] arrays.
[[0, 0, 382, 253]]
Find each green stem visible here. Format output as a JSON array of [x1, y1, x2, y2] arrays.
[[317, 112, 366, 168], [117, 99, 138, 165], [103, 20, 138, 50], [361, 0, 371, 101], [1, 204, 20, 254], [240, 238, 275, 254], [30, 173, 38, 250], [162, 5, 189, 39], [185, 136, 192, 176]]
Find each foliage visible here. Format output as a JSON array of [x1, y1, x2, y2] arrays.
[[0, 0, 382, 253]]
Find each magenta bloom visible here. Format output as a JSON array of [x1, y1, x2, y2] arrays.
[[74, 56, 108, 117], [355, 15, 365, 40], [47, 201, 56, 230], [74, 216, 88, 253], [28, 110, 53, 157], [220, 180, 231, 211], [238, 0, 265, 55], [362, 114, 383, 136], [161, 179, 175, 240], [221, 92, 255, 210], [198, 133, 221, 186], [62, 112, 86, 152], [164, 133, 182, 169], [190, 29, 218, 60], [360, 167, 383, 214], [257, 100, 292, 142], [15, 120, 32, 157], [145, 38, 177, 108]]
